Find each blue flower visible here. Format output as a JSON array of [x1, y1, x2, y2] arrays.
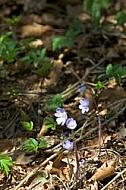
[[78, 83, 86, 93], [54, 108, 67, 125], [66, 118, 77, 130], [79, 98, 89, 114], [62, 140, 73, 150]]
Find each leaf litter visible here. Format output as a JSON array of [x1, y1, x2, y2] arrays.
[[0, 0, 126, 189]]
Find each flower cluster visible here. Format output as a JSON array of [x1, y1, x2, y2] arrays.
[[54, 98, 89, 150]]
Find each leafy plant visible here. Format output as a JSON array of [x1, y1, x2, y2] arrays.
[[83, 0, 109, 28], [44, 117, 57, 130], [115, 11, 126, 26], [99, 63, 126, 83], [21, 121, 34, 131], [44, 94, 66, 111], [32, 61, 52, 77], [22, 138, 47, 152], [0, 154, 14, 177], [52, 20, 82, 51], [95, 81, 103, 91], [0, 32, 20, 63], [0, 88, 21, 100], [21, 48, 49, 68], [4, 15, 22, 27]]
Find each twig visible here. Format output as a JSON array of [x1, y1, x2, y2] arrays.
[[101, 168, 126, 190]]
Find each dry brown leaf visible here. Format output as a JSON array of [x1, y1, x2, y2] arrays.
[[21, 24, 52, 38], [86, 160, 116, 185], [117, 125, 126, 140], [52, 153, 67, 169], [98, 87, 126, 103]]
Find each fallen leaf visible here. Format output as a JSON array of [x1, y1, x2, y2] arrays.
[[86, 160, 116, 186]]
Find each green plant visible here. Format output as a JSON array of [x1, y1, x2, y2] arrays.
[[21, 121, 34, 131], [32, 61, 52, 77], [21, 48, 49, 68], [115, 11, 126, 26], [0, 153, 14, 177], [22, 138, 47, 152], [95, 81, 103, 91], [44, 117, 57, 130], [0, 88, 21, 100], [99, 63, 126, 83], [44, 94, 66, 111], [4, 15, 22, 27], [0, 32, 20, 63], [83, 0, 109, 28], [52, 20, 82, 51]]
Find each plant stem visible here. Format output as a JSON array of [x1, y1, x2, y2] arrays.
[[71, 129, 80, 180]]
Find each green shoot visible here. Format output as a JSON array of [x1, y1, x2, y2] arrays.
[[95, 81, 103, 91], [115, 11, 126, 26], [21, 48, 49, 68], [22, 138, 47, 152], [52, 20, 82, 51], [0, 33, 20, 63], [44, 117, 57, 130], [21, 121, 34, 131], [83, 0, 109, 28], [32, 61, 52, 77], [0, 154, 14, 177], [44, 94, 66, 111], [4, 15, 22, 27], [99, 63, 126, 83]]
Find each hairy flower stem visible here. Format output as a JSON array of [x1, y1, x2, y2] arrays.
[[71, 129, 80, 180]]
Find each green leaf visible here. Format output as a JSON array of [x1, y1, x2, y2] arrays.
[[22, 138, 38, 152], [95, 81, 103, 91], [44, 117, 57, 130], [116, 11, 126, 26], [39, 140, 47, 148], [20, 110, 30, 122], [0, 154, 14, 177], [21, 121, 33, 131], [32, 62, 52, 76], [44, 94, 66, 111], [52, 36, 66, 51], [106, 64, 113, 76]]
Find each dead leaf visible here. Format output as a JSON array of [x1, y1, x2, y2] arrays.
[[117, 125, 126, 140], [21, 24, 52, 38], [86, 160, 116, 185]]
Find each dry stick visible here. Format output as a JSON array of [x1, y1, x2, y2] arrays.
[[101, 168, 126, 190]]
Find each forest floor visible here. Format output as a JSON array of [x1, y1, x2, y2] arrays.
[[0, 0, 126, 189]]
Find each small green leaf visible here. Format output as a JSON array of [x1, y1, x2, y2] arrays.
[[106, 64, 113, 76], [44, 94, 66, 111], [116, 11, 126, 26], [20, 110, 30, 122], [32, 62, 52, 76], [21, 121, 33, 131], [44, 117, 57, 130], [95, 81, 103, 91], [39, 140, 47, 148], [22, 138, 38, 152], [0, 154, 14, 177]]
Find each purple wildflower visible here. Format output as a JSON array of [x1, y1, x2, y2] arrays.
[[62, 140, 73, 150], [79, 98, 89, 114], [66, 118, 77, 130], [54, 108, 67, 125], [78, 84, 86, 93]]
